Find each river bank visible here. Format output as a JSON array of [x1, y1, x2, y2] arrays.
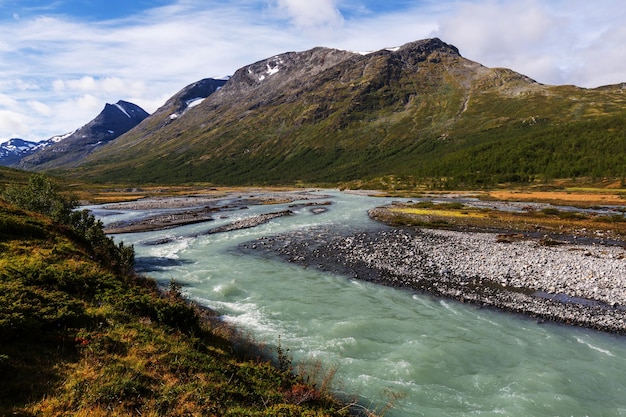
[[241, 219, 626, 334], [102, 189, 323, 233]]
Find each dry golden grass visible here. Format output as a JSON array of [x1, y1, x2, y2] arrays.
[[391, 207, 488, 218], [74, 185, 305, 204], [373, 201, 626, 242], [487, 190, 626, 206]]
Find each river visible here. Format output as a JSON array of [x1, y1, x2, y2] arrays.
[[94, 190, 626, 416]]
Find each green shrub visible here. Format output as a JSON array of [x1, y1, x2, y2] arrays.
[[2, 174, 76, 224], [0, 280, 89, 340], [2, 174, 135, 275]]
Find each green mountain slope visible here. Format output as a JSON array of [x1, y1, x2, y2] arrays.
[[61, 38, 626, 186], [0, 165, 32, 187]]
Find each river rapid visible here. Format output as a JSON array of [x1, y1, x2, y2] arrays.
[[94, 190, 626, 416]]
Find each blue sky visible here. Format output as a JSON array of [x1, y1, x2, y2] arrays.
[[1, 0, 625, 141]]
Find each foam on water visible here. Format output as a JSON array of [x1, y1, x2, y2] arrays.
[[575, 335, 616, 357]]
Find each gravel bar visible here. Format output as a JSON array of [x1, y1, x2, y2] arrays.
[[241, 223, 626, 334]]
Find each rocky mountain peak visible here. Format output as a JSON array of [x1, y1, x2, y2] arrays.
[[227, 47, 357, 92], [386, 38, 462, 67], [101, 101, 149, 125], [0, 138, 38, 166], [398, 38, 460, 56], [163, 78, 228, 115], [18, 100, 149, 170]]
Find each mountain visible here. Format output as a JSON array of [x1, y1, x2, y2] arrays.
[[56, 39, 626, 186], [117, 78, 228, 143], [164, 77, 229, 121], [0, 133, 80, 167], [18, 100, 149, 171], [0, 139, 38, 166]]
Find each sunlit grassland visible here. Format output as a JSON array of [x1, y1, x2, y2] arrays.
[[374, 200, 626, 241], [390, 207, 488, 218]]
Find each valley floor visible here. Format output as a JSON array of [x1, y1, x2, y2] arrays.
[[100, 187, 626, 335]]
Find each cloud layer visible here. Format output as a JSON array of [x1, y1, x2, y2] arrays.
[[0, 0, 624, 141]]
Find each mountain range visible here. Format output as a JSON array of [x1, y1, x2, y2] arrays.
[[0, 101, 149, 169], [5, 38, 626, 187], [0, 139, 39, 166], [0, 135, 70, 167], [15, 100, 149, 170]]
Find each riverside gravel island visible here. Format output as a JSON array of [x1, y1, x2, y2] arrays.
[[238, 195, 626, 335], [243, 225, 626, 333]]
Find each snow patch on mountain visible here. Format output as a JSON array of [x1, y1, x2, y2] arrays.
[[114, 103, 131, 118], [352, 46, 400, 55], [186, 97, 206, 108], [0, 138, 39, 165], [266, 62, 280, 76]]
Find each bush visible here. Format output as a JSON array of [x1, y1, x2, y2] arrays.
[[2, 174, 76, 224], [1, 174, 135, 275], [0, 280, 90, 340]]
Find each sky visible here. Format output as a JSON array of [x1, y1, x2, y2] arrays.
[[1, 0, 625, 142]]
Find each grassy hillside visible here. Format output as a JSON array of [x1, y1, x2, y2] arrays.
[[0, 165, 32, 187], [57, 40, 626, 188], [0, 177, 351, 416]]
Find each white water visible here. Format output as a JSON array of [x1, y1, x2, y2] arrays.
[[100, 191, 626, 416]]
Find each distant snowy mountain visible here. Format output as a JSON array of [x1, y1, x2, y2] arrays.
[[0, 138, 39, 166], [18, 100, 149, 170], [0, 131, 81, 166]]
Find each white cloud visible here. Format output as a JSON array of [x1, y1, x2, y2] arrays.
[[53, 76, 147, 96], [27, 100, 52, 116], [0, 93, 19, 108], [0, 0, 625, 141], [435, 0, 626, 86], [0, 110, 30, 138], [273, 0, 344, 29], [54, 76, 98, 92]]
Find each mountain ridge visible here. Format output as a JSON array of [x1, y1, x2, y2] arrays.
[[17, 100, 149, 171], [0, 138, 38, 166], [33, 38, 626, 186]]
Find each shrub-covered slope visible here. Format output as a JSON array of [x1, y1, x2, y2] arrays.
[[64, 38, 626, 187], [0, 176, 349, 416]]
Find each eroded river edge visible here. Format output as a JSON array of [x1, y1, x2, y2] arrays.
[[240, 222, 626, 334]]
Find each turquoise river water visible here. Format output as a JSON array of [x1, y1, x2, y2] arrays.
[[96, 191, 626, 416]]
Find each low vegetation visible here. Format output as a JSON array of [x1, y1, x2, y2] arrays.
[[372, 200, 626, 242], [0, 174, 352, 416]]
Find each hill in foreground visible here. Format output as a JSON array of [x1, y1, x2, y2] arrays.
[[57, 38, 626, 188], [0, 180, 351, 416]]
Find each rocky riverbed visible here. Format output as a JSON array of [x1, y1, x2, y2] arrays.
[[241, 219, 626, 334], [102, 190, 323, 234]]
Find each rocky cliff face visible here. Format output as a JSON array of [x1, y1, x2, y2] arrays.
[[18, 100, 149, 170]]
